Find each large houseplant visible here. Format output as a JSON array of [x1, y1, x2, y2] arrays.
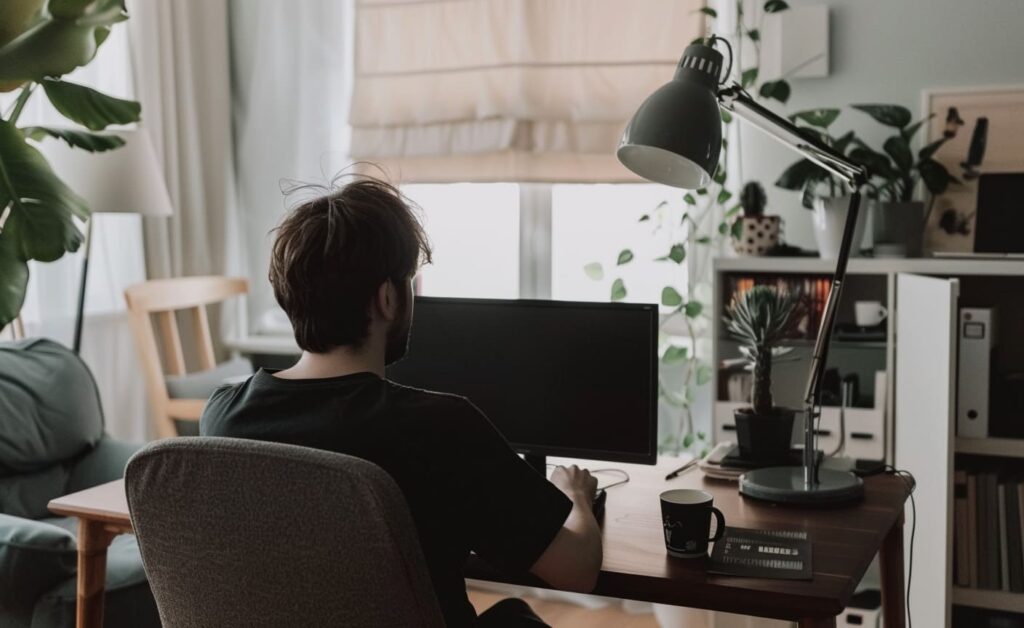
[[846, 104, 958, 257], [723, 285, 801, 462], [0, 0, 141, 328]]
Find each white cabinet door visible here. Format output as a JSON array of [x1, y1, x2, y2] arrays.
[[895, 273, 959, 628]]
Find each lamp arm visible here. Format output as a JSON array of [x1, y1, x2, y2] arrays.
[[716, 83, 868, 487]]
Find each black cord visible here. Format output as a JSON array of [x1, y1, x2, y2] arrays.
[[858, 464, 917, 628], [705, 34, 734, 86], [591, 468, 631, 491]]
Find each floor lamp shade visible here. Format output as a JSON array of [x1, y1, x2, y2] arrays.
[[617, 43, 725, 189], [39, 129, 173, 217]]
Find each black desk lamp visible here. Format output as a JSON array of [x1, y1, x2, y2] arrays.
[[617, 36, 866, 504]]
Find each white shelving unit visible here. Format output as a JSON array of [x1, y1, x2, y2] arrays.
[[711, 256, 1024, 628]]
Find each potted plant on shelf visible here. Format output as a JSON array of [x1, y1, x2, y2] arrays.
[[731, 181, 781, 256], [724, 285, 802, 462], [774, 109, 868, 259], [846, 104, 959, 257]]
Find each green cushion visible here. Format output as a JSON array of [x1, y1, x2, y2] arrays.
[[0, 465, 70, 520], [0, 339, 103, 477], [0, 514, 76, 619]]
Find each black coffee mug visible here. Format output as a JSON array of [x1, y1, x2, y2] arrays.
[[660, 489, 725, 558]]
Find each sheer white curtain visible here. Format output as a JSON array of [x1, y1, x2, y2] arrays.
[[1, 22, 151, 442], [230, 0, 353, 330]]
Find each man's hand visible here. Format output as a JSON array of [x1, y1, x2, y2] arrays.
[[550, 465, 598, 505]]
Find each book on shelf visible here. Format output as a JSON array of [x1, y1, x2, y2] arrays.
[[955, 469, 1024, 593], [1005, 480, 1024, 592], [954, 471, 970, 587]]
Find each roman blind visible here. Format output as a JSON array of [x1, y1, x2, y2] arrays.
[[349, 0, 706, 182]]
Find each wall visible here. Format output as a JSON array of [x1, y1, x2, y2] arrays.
[[742, 0, 1024, 250]]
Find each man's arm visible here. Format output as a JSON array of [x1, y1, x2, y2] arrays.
[[529, 465, 603, 592]]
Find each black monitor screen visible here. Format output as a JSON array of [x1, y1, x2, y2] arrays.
[[386, 297, 658, 465], [975, 173, 1024, 254]]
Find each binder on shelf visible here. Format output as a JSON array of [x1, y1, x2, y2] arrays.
[[968, 473, 979, 587], [957, 308, 995, 438]]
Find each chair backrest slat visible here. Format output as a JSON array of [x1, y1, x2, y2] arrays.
[[190, 306, 216, 371], [156, 311, 186, 376]]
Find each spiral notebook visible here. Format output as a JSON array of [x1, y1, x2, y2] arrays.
[[708, 527, 813, 580]]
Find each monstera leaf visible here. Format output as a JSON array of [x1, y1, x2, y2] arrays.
[[0, 0, 127, 83], [0, 120, 90, 323], [0, 0, 140, 328]]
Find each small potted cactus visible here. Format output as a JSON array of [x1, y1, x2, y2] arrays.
[[732, 181, 782, 256], [724, 285, 802, 462]]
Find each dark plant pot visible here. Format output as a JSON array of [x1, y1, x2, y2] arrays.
[[872, 200, 924, 258], [734, 407, 795, 463]]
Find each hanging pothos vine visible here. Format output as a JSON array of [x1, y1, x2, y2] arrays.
[[586, 0, 794, 456]]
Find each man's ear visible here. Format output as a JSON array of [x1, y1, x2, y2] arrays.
[[375, 281, 398, 322]]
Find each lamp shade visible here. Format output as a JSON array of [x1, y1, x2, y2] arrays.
[[617, 42, 725, 189], [39, 129, 174, 217]]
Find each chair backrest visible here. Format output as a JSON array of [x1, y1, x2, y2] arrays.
[[124, 276, 248, 438], [125, 437, 445, 628]]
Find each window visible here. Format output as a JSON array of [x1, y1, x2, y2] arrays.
[[403, 183, 520, 299], [551, 184, 686, 306]]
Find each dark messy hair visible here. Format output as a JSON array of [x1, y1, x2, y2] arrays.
[[268, 173, 431, 353]]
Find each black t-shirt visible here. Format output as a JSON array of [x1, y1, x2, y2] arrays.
[[200, 369, 572, 627]]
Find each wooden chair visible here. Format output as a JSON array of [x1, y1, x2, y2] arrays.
[[124, 276, 250, 439]]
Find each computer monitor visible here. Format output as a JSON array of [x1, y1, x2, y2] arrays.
[[386, 297, 659, 471]]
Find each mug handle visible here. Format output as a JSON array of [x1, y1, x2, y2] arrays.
[[878, 305, 888, 322], [707, 507, 726, 543]]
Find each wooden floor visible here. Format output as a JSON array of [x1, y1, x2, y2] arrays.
[[468, 589, 661, 628]]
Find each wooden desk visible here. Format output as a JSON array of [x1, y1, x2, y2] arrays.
[[467, 458, 910, 628], [50, 460, 910, 628]]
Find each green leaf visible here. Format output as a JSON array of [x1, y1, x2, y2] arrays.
[[725, 203, 743, 217], [730, 219, 743, 239], [0, 119, 89, 326], [716, 189, 733, 204], [721, 110, 733, 124], [718, 221, 728, 235], [764, 0, 790, 12], [696, 236, 712, 244], [697, 431, 707, 440], [901, 116, 931, 141], [610, 278, 627, 301], [0, 0, 127, 82], [918, 138, 947, 161], [661, 286, 683, 307], [713, 168, 727, 185], [851, 104, 912, 129], [741, 68, 759, 89], [791, 108, 840, 129], [40, 78, 141, 130], [685, 301, 704, 318], [697, 187, 708, 196], [747, 29, 760, 42], [696, 7, 718, 17], [759, 80, 791, 104], [638, 214, 650, 222], [583, 262, 604, 280], [662, 345, 689, 363], [849, 146, 896, 179], [667, 243, 686, 264], [616, 249, 634, 265], [775, 159, 826, 191], [683, 433, 695, 449], [696, 365, 713, 386], [23, 126, 125, 152], [919, 158, 958, 196], [683, 193, 696, 205], [883, 135, 913, 173]]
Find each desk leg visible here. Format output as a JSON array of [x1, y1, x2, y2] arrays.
[[798, 618, 836, 628], [880, 510, 907, 628], [77, 519, 118, 628]]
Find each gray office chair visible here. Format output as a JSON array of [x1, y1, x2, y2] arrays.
[[124, 437, 445, 628]]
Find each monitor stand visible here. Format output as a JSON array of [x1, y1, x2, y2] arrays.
[[523, 454, 547, 476]]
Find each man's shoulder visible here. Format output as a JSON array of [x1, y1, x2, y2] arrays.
[[200, 377, 256, 433], [385, 379, 477, 414]]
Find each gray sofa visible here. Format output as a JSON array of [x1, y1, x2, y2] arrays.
[[0, 338, 160, 628]]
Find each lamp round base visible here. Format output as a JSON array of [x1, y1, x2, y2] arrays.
[[739, 466, 864, 505]]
